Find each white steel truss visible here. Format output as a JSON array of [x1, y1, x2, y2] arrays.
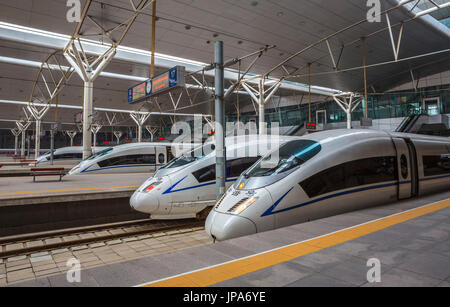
[[28, 50, 74, 158], [16, 119, 32, 157], [10, 127, 20, 156], [130, 112, 151, 142], [63, 0, 154, 159], [332, 92, 363, 129], [66, 130, 78, 147], [113, 131, 123, 145]]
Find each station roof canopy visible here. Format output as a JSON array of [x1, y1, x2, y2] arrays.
[[0, 0, 449, 128]]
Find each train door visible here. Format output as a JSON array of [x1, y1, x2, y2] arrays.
[[155, 147, 166, 170], [405, 139, 419, 197], [392, 138, 418, 199]]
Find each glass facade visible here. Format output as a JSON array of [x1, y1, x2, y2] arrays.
[[229, 84, 450, 128]]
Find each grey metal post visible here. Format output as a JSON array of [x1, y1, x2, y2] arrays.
[[21, 130, 26, 156], [83, 81, 94, 160], [50, 126, 54, 165], [27, 135, 30, 158], [215, 41, 226, 200]]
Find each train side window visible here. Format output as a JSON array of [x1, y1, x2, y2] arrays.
[[227, 157, 261, 178], [98, 154, 156, 167], [300, 156, 397, 198], [423, 155, 450, 176], [158, 153, 165, 164], [400, 155, 408, 179], [192, 164, 216, 183]]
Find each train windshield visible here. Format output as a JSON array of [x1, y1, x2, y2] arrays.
[[244, 140, 321, 177], [86, 148, 113, 161], [163, 144, 215, 169]]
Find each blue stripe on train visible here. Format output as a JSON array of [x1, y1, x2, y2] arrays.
[[81, 164, 165, 173], [261, 174, 450, 217]]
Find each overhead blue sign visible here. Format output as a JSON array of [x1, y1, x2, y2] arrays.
[[128, 66, 185, 104]]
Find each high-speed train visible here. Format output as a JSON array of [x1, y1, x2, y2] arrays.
[[205, 129, 450, 241], [68, 142, 196, 175], [130, 135, 296, 219], [35, 146, 106, 166]]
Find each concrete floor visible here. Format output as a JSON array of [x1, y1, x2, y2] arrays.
[[7, 190, 449, 287]]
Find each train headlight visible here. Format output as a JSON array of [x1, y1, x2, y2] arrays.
[[227, 197, 258, 215], [143, 181, 162, 192], [215, 192, 227, 209]]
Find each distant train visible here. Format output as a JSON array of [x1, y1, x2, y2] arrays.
[[35, 146, 105, 166], [205, 129, 450, 241], [130, 135, 298, 219], [68, 142, 196, 175]]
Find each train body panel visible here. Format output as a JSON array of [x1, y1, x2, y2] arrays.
[[68, 142, 195, 175], [35, 146, 106, 166], [206, 129, 450, 241]]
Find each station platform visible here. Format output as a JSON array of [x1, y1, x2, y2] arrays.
[[0, 165, 74, 177], [0, 173, 150, 205], [8, 190, 449, 287], [0, 173, 152, 236]]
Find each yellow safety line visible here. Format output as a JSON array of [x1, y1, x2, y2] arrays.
[[0, 185, 140, 196], [143, 198, 450, 287]]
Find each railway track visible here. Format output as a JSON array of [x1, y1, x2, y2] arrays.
[[0, 218, 204, 259]]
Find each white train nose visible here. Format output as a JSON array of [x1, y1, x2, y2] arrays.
[[130, 191, 159, 214], [205, 210, 257, 241]]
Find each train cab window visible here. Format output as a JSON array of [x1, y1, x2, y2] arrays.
[[227, 157, 261, 178], [192, 164, 216, 183], [98, 154, 156, 168], [423, 155, 450, 176], [87, 148, 113, 161], [158, 153, 165, 164], [400, 155, 408, 179], [300, 156, 397, 198], [164, 144, 215, 169], [244, 140, 321, 177]]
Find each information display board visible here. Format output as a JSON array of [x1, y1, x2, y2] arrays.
[[128, 66, 185, 104], [306, 122, 317, 131]]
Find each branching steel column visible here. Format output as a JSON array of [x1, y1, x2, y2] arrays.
[[333, 93, 363, 129], [114, 131, 123, 145], [10, 128, 20, 156], [91, 124, 102, 150], [16, 120, 31, 156], [258, 79, 266, 135], [63, 0, 153, 159], [27, 104, 50, 158], [215, 41, 225, 200], [146, 126, 158, 142], [130, 112, 151, 142]]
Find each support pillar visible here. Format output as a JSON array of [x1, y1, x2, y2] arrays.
[[332, 93, 363, 129], [16, 120, 31, 157], [130, 112, 151, 143], [27, 104, 50, 159], [242, 79, 282, 136], [83, 81, 94, 159], [91, 124, 102, 152], [11, 128, 20, 156], [114, 131, 123, 145], [66, 131, 78, 147], [258, 79, 265, 135], [35, 120, 42, 158], [215, 41, 226, 200], [146, 126, 158, 142]]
